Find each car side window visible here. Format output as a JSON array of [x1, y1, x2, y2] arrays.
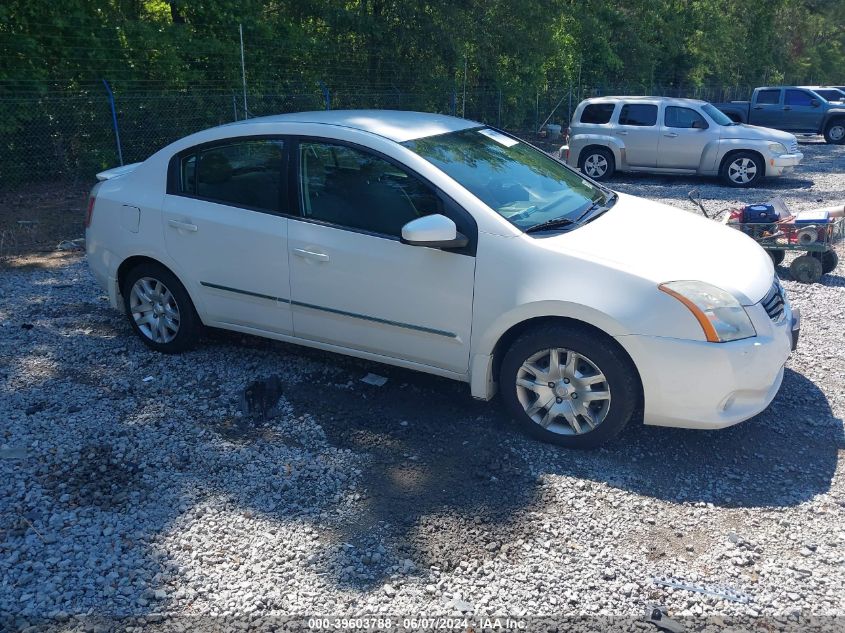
[[618, 104, 657, 126], [664, 106, 707, 129], [299, 141, 440, 237], [580, 103, 615, 124], [756, 90, 780, 104], [785, 89, 813, 106], [178, 139, 285, 213]]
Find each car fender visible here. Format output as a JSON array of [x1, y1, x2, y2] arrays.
[[822, 109, 845, 126], [469, 299, 631, 400], [714, 138, 770, 170], [570, 134, 624, 169]]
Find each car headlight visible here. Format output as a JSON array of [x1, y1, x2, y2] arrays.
[[659, 281, 756, 343], [767, 142, 788, 155]]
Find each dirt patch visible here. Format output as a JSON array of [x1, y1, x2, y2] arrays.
[[0, 182, 88, 257]]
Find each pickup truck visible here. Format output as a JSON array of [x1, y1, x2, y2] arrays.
[[714, 86, 845, 144]]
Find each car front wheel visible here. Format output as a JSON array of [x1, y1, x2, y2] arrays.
[[122, 262, 200, 353], [823, 119, 845, 144], [499, 324, 638, 448], [578, 148, 615, 181], [720, 152, 763, 187]]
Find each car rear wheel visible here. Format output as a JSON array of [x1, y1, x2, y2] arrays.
[[812, 250, 839, 275], [720, 152, 763, 187], [578, 148, 615, 181], [122, 262, 200, 353], [499, 324, 638, 448], [789, 254, 823, 283], [823, 119, 845, 144]]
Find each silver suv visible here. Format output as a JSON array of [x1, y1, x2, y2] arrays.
[[561, 96, 803, 187]]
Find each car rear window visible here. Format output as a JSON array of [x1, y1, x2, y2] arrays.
[[756, 89, 780, 104], [579, 103, 615, 124], [178, 139, 285, 213], [618, 104, 657, 126]]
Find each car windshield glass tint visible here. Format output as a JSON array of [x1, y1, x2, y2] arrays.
[[701, 103, 733, 126], [814, 89, 845, 102], [618, 104, 657, 126], [403, 128, 603, 232]]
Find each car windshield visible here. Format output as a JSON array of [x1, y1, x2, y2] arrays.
[[402, 127, 606, 231], [814, 89, 845, 102], [701, 103, 734, 126]]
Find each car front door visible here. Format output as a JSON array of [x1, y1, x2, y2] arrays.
[[287, 139, 476, 374], [783, 89, 824, 132], [613, 103, 659, 167], [657, 106, 712, 170], [162, 137, 293, 334]]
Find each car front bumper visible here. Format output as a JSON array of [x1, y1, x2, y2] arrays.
[[616, 299, 798, 430], [767, 152, 803, 177]]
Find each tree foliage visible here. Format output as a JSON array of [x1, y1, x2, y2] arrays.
[[1, 0, 842, 97]]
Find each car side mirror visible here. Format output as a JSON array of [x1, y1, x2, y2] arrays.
[[810, 99, 820, 107], [692, 119, 708, 129], [401, 214, 468, 249]]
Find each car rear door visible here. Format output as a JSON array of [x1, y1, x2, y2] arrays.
[[161, 137, 293, 334], [613, 102, 659, 167], [750, 89, 783, 127], [656, 105, 712, 170], [286, 138, 476, 374]]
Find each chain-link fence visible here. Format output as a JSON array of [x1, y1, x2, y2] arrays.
[[0, 81, 764, 193]]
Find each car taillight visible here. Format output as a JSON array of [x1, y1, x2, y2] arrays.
[[85, 193, 96, 228]]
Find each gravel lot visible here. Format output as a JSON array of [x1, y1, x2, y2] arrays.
[[1, 138, 844, 632]]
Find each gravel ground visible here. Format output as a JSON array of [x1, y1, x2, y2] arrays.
[[1, 138, 844, 632]]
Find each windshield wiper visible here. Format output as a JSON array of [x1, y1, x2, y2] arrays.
[[524, 217, 576, 233]]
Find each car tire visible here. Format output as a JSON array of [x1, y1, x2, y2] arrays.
[[812, 250, 839, 275], [122, 262, 200, 353], [499, 323, 638, 448], [823, 118, 845, 144], [789, 254, 823, 283], [769, 249, 785, 266], [720, 151, 764, 187], [578, 147, 615, 181]]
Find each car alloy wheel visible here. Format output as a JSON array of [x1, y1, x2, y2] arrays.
[[727, 157, 757, 185], [129, 276, 181, 344], [515, 347, 611, 435], [583, 153, 609, 178], [827, 123, 845, 143]]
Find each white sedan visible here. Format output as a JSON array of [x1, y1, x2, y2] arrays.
[[85, 110, 799, 447]]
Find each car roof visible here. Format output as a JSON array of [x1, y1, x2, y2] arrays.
[[226, 110, 480, 143], [580, 96, 708, 107]]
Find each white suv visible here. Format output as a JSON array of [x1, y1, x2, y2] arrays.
[[86, 110, 799, 447], [562, 96, 803, 187]]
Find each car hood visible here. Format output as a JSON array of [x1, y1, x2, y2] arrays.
[[720, 123, 796, 146], [546, 193, 774, 305]]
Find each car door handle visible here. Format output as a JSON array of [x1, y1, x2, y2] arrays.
[[293, 248, 330, 262], [753, 106, 764, 110], [168, 219, 198, 232], [663, 132, 678, 138], [783, 106, 792, 111]]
